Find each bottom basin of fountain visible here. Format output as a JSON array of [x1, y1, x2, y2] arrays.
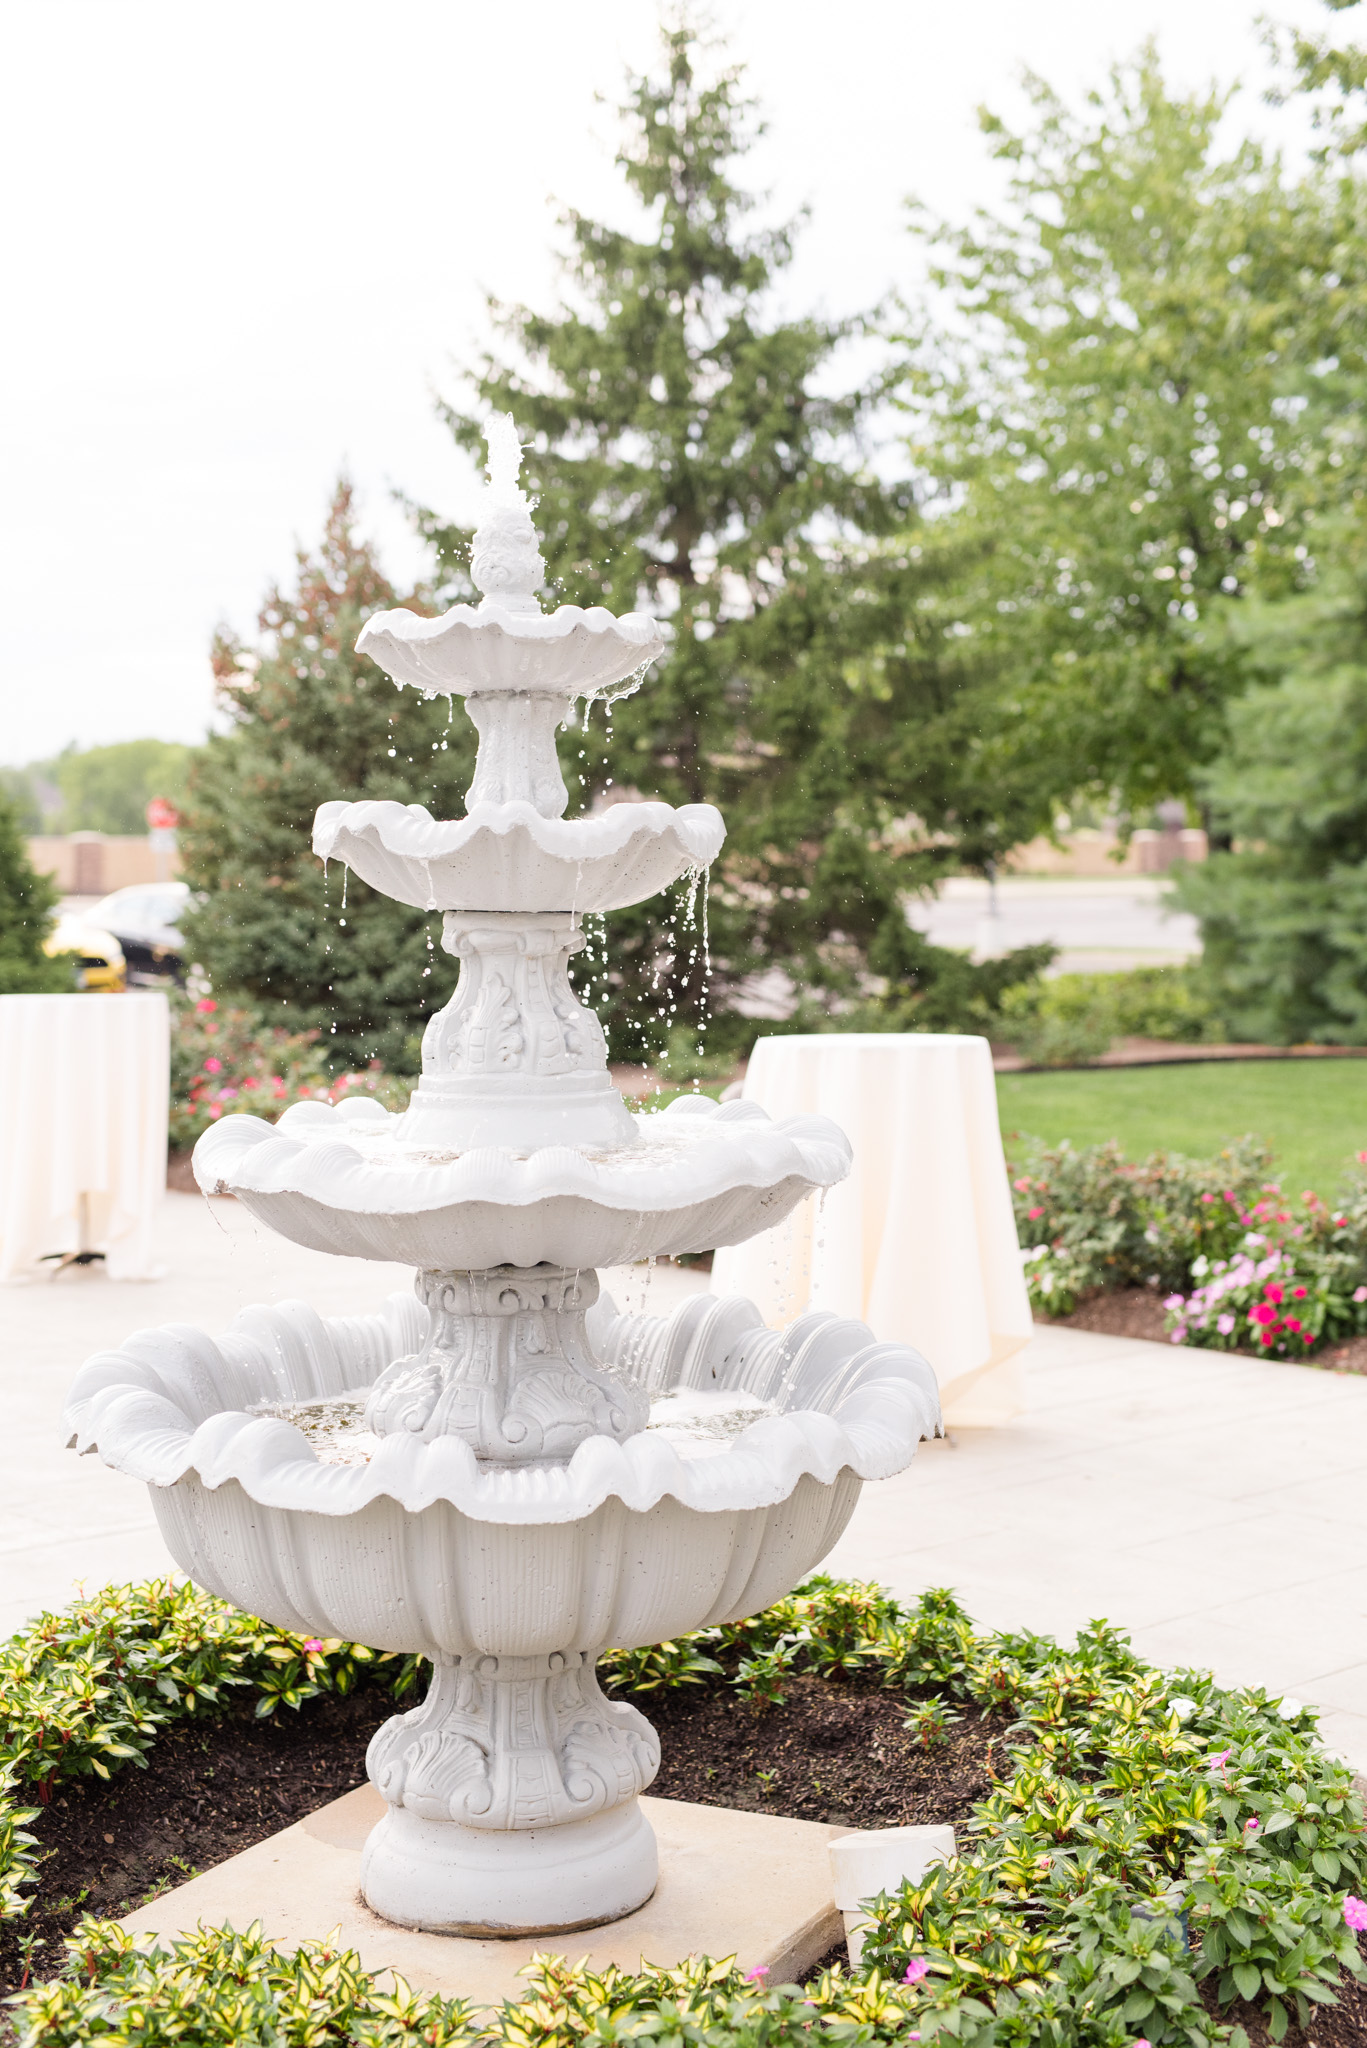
[[64, 1285, 939, 1934]]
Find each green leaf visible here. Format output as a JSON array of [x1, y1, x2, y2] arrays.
[[1233, 1962, 1261, 2003]]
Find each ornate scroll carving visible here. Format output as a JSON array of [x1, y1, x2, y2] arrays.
[[422, 912, 605, 1082], [364, 1263, 649, 1459], [366, 1650, 660, 1833]]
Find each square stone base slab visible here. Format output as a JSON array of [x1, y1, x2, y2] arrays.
[[121, 1786, 848, 2004]]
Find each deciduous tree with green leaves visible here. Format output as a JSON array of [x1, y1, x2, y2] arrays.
[[178, 485, 476, 1071], [893, 53, 1352, 826], [419, 25, 1047, 1063]]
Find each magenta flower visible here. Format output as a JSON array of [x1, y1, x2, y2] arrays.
[[1244, 1817, 1260, 1833], [1027, 1205, 1044, 1220], [1200, 1192, 1215, 1204], [1264, 1283, 1284, 1305], [744, 1966, 769, 1982], [203, 1056, 223, 1074], [1209, 1748, 1233, 1771], [195, 998, 217, 1014], [1343, 1895, 1367, 1932], [303, 1638, 324, 1654], [903, 1957, 929, 1984], [1249, 1303, 1276, 1326]]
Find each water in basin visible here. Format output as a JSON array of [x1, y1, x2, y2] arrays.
[[252, 1384, 776, 1467]]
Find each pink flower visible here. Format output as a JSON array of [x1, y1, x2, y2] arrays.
[[1014, 1178, 1031, 1192], [1217, 1314, 1235, 1335], [203, 1056, 222, 1074], [1201, 1192, 1215, 1204], [1170, 1326, 1188, 1343], [1285, 1317, 1302, 1334], [1027, 1206, 1044, 1220], [1163, 1294, 1185, 1311], [1249, 1303, 1276, 1326], [1264, 1283, 1284, 1305], [303, 1638, 323, 1654], [903, 1958, 929, 1984], [744, 1965, 768, 1982], [1355, 1287, 1367, 1303], [1223, 1191, 1237, 1204], [1293, 1286, 1307, 1300], [1343, 1895, 1367, 1932], [208, 1104, 222, 1119], [195, 998, 217, 1014], [1244, 1817, 1260, 1833], [1209, 1748, 1233, 1771]]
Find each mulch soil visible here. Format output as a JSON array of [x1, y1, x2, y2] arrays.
[[4, 1675, 1365, 2040], [2, 1676, 996, 1999]]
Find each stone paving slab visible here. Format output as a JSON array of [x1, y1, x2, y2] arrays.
[[121, 1784, 846, 1998], [825, 1321, 1367, 1773]]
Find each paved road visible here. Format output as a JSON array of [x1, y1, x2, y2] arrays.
[[908, 875, 1201, 974]]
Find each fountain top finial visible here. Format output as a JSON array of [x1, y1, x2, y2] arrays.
[[470, 413, 546, 615]]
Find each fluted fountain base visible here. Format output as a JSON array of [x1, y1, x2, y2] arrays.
[[361, 1648, 661, 1933], [360, 1798, 659, 1935]]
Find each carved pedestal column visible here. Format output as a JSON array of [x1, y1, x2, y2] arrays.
[[401, 910, 638, 1151], [363, 1263, 647, 1459], [360, 1649, 661, 1933]]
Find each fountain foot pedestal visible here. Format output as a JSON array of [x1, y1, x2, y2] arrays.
[[360, 1799, 658, 1936], [362, 1649, 662, 1933]]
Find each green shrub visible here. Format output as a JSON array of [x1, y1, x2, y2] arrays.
[[1010, 1136, 1273, 1312], [7, 1577, 1367, 2045], [1011, 1129, 1367, 1351], [998, 968, 1221, 1068]]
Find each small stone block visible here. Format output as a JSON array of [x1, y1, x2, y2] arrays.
[[120, 1787, 847, 2003]]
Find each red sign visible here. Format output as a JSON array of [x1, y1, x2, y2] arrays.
[[145, 797, 179, 831]]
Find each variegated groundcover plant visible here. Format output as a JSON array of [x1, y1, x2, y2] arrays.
[[3, 1577, 1363, 2046]]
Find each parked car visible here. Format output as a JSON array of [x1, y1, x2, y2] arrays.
[[90, 881, 190, 985], [43, 913, 125, 992]]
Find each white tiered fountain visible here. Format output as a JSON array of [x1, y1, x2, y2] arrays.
[[64, 418, 941, 1939]]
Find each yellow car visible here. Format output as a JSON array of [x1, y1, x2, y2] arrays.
[[44, 912, 126, 992]]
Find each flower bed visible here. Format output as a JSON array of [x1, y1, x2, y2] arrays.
[[4, 1578, 1366, 2044], [1012, 1136, 1367, 1361], [168, 996, 410, 1150]]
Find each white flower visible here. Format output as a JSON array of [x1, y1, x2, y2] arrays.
[[1191, 1255, 1209, 1278], [1169, 1696, 1197, 1721], [1276, 1697, 1304, 1720]]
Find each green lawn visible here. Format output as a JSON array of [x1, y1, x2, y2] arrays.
[[996, 1059, 1367, 1197]]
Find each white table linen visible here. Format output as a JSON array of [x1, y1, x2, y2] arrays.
[[0, 993, 169, 1282], [710, 1033, 1031, 1426]]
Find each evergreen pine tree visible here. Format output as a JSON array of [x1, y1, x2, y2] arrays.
[[179, 484, 477, 1070], [421, 26, 1040, 1063], [0, 796, 71, 994]]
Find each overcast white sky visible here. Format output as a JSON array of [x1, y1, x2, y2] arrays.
[[0, 0, 1335, 765]]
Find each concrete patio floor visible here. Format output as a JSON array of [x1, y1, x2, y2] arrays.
[[6, 1192, 1365, 1772]]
